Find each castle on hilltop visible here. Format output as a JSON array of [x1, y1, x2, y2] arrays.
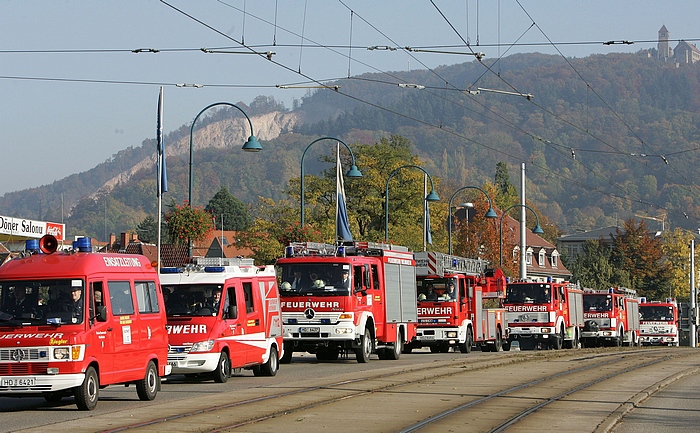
[[658, 25, 700, 64]]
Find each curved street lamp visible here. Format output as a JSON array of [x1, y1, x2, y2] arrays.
[[384, 165, 440, 243], [300, 137, 362, 227], [498, 204, 545, 268], [187, 102, 262, 256], [448, 186, 497, 255]]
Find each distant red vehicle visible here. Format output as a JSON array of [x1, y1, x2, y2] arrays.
[[407, 252, 507, 353], [505, 280, 584, 350], [639, 297, 679, 346], [0, 235, 170, 410], [582, 287, 640, 347]]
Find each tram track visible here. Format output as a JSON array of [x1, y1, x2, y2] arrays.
[[13, 348, 698, 433]]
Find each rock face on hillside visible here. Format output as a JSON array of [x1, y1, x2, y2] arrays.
[[93, 111, 300, 197]]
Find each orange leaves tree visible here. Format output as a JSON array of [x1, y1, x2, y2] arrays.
[[164, 201, 214, 246]]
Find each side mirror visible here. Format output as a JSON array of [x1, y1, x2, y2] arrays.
[[96, 306, 108, 322], [228, 305, 238, 319]]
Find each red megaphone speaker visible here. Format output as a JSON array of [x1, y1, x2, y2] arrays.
[[39, 234, 59, 254]]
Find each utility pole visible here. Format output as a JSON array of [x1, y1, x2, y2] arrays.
[[691, 239, 697, 348]]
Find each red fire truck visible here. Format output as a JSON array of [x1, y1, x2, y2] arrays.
[[505, 279, 584, 350], [638, 298, 678, 346], [407, 252, 507, 353], [276, 241, 417, 363], [0, 235, 170, 410], [160, 257, 283, 380], [581, 287, 640, 347]]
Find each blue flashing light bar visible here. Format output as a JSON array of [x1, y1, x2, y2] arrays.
[[25, 239, 40, 252], [160, 267, 183, 274], [75, 237, 92, 252], [204, 266, 225, 273]]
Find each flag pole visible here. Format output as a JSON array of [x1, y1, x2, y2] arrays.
[[156, 86, 164, 271], [423, 174, 427, 252]]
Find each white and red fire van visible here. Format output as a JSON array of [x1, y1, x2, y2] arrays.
[[0, 235, 170, 410], [160, 257, 282, 381]]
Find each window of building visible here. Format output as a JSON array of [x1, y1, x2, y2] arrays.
[[539, 250, 546, 267]]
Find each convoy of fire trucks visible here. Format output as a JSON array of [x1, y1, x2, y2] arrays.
[[582, 287, 640, 347], [639, 297, 679, 346], [408, 252, 507, 353], [275, 241, 417, 363], [504, 279, 584, 350], [0, 230, 687, 412]]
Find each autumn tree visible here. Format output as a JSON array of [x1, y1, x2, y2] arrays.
[[164, 201, 214, 246], [204, 187, 250, 231], [661, 228, 696, 301], [566, 239, 630, 290], [494, 162, 518, 210], [610, 218, 669, 298]]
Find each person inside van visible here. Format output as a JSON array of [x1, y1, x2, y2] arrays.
[[70, 287, 83, 322]]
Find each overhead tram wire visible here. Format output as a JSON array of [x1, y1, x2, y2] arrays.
[[513, 0, 700, 201], [6, 1, 677, 224], [162, 0, 693, 224]]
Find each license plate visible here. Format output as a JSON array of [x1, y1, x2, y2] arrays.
[[421, 335, 435, 340], [168, 361, 178, 367], [2, 377, 35, 387], [299, 327, 319, 333]]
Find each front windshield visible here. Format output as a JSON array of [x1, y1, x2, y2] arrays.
[[583, 295, 612, 312], [0, 279, 85, 325], [277, 263, 351, 297], [416, 278, 458, 302], [162, 284, 224, 316], [505, 283, 551, 304], [640, 305, 675, 321]]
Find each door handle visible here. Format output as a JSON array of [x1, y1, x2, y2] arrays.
[[107, 327, 113, 331]]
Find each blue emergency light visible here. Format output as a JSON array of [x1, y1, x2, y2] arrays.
[[74, 237, 92, 252], [160, 267, 183, 274], [204, 266, 225, 273]]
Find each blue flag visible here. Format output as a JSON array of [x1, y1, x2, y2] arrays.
[[157, 87, 168, 195], [336, 144, 352, 241]]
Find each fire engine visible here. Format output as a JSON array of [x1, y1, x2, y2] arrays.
[[638, 297, 679, 346], [0, 235, 170, 410], [276, 241, 417, 363], [505, 279, 584, 350], [582, 287, 640, 347], [160, 257, 283, 380], [406, 252, 507, 353]]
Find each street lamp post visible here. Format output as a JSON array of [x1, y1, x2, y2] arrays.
[[187, 102, 262, 255], [498, 204, 545, 268], [300, 137, 362, 227], [384, 165, 440, 243], [447, 186, 497, 255]]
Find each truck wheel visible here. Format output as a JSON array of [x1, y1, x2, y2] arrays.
[[75, 366, 99, 411], [551, 327, 564, 350], [458, 328, 473, 354], [136, 361, 159, 401], [490, 332, 502, 352], [256, 345, 279, 377], [355, 328, 372, 363], [387, 331, 403, 360], [280, 342, 293, 364], [212, 352, 231, 383]]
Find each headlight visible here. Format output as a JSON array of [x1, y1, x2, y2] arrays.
[[189, 340, 215, 353], [53, 347, 70, 360], [335, 327, 354, 334], [541, 328, 551, 334], [446, 331, 458, 338]]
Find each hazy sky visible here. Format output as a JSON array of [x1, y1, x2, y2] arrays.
[[1, 1, 696, 196]]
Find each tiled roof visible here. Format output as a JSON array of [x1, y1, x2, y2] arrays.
[[501, 214, 571, 278]]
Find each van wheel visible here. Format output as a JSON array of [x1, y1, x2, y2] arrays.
[[75, 366, 99, 411], [136, 361, 159, 401], [212, 352, 231, 383], [254, 346, 279, 377], [490, 332, 502, 352], [355, 327, 372, 363]]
